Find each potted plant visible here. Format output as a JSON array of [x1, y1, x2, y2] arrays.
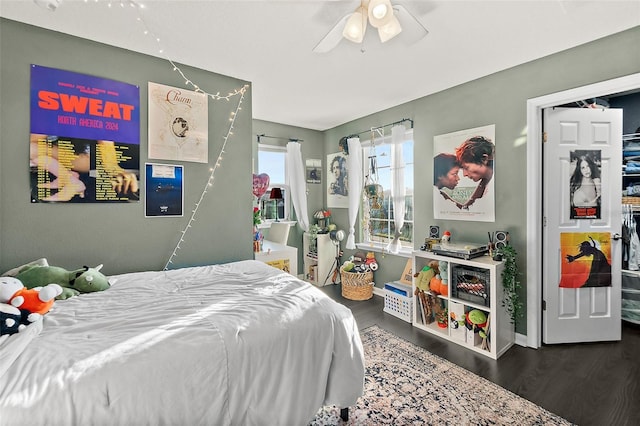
[[499, 245, 523, 325], [436, 307, 448, 328]]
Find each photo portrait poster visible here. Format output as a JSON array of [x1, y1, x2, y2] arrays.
[[306, 158, 322, 184], [559, 232, 611, 288], [569, 149, 602, 219], [148, 82, 208, 163], [30, 64, 140, 203], [145, 163, 184, 218], [327, 152, 348, 208], [433, 124, 495, 222]]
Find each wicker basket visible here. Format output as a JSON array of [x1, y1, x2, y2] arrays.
[[340, 268, 374, 301]]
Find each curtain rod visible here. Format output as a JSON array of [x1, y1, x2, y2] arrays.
[[256, 134, 303, 143], [343, 118, 413, 140]]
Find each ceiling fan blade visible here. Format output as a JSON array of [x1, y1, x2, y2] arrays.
[[312, 13, 351, 53], [394, 4, 429, 45]]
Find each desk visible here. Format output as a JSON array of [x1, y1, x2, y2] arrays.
[[254, 240, 298, 276]]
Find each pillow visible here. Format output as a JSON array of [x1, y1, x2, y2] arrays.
[[1, 258, 49, 277], [0, 317, 43, 378]]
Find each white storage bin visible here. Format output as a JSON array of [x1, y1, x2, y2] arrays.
[[384, 281, 412, 323]]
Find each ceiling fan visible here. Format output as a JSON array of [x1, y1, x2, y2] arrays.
[[313, 0, 428, 53]]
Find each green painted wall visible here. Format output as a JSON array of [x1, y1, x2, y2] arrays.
[[0, 19, 253, 275], [324, 25, 640, 334]]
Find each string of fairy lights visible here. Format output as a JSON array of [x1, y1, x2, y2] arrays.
[[163, 89, 247, 271], [79, 0, 249, 269]]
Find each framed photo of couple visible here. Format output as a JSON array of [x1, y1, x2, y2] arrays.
[[433, 124, 496, 222]]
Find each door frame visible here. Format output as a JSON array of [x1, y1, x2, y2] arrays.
[[526, 72, 640, 348]]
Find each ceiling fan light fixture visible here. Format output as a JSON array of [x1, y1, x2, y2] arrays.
[[342, 5, 368, 43], [378, 14, 402, 43], [367, 0, 394, 28]]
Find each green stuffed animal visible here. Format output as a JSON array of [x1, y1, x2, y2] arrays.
[[414, 263, 436, 292], [15, 264, 111, 300]]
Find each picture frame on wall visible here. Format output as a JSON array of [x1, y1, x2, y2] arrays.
[[327, 152, 348, 208], [306, 158, 321, 184], [145, 163, 184, 218], [433, 124, 496, 222]]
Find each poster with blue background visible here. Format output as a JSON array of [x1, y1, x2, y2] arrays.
[[30, 65, 140, 203]]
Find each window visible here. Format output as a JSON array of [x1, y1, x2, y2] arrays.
[[257, 144, 290, 221], [359, 129, 414, 253]]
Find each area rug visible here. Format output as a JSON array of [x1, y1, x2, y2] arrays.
[[310, 325, 572, 425]]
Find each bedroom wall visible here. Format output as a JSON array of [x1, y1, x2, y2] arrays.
[[0, 19, 254, 275], [252, 120, 326, 274], [324, 25, 640, 334]]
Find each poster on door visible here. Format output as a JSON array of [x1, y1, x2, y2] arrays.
[[30, 64, 140, 203], [569, 149, 601, 219], [559, 232, 611, 288], [433, 124, 495, 222]]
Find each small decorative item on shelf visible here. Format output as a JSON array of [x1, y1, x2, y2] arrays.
[[313, 209, 332, 230], [436, 307, 448, 328]]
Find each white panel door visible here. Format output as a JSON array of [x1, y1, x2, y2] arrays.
[[543, 107, 622, 344]]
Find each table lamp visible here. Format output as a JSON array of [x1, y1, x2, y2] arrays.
[[269, 188, 283, 222]]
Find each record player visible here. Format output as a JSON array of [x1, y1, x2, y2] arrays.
[[430, 241, 489, 260]]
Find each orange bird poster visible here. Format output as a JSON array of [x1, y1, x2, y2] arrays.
[[560, 232, 611, 288]]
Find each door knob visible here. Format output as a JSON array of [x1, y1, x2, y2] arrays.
[[612, 233, 622, 241]]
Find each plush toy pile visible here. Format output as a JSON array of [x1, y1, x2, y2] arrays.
[[342, 251, 378, 274], [0, 276, 62, 336], [1, 260, 112, 337], [15, 264, 111, 300]]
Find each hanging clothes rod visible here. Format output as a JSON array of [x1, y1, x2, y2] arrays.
[[256, 134, 303, 143], [343, 118, 413, 140]]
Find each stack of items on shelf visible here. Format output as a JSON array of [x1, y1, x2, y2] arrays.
[[413, 260, 447, 327], [623, 129, 640, 207]]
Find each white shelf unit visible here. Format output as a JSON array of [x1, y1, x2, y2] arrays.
[[303, 233, 340, 286], [412, 250, 514, 359]]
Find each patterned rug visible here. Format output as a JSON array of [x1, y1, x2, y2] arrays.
[[310, 325, 573, 425]]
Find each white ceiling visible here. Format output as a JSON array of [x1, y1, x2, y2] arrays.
[[1, 0, 639, 131]]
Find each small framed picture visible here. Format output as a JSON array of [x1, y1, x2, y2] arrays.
[[306, 158, 321, 184]]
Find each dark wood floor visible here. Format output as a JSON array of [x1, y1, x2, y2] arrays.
[[320, 284, 640, 426]]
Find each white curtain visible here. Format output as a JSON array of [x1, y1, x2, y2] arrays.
[[286, 142, 309, 232], [346, 137, 363, 249], [386, 124, 406, 254]]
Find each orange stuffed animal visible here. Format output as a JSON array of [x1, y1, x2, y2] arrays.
[[0, 276, 62, 321]]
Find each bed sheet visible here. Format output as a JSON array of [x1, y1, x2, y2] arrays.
[[0, 260, 364, 425]]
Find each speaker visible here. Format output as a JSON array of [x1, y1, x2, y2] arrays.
[[494, 231, 510, 250], [429, 225, 440, 239]]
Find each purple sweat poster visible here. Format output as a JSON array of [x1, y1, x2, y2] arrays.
[[30, 64, 140, 203]]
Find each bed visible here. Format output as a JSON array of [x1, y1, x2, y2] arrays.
[[0, 260, 365, 425]]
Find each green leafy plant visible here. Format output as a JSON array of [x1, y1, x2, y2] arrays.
[[500, 245, 523, 325], [253, 207, 262, 226]]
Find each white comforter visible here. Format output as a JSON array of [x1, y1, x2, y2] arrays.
[[0, 260, 365, 425]]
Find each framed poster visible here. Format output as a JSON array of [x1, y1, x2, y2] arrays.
[[327, 152, 348, 208], [560, 232, 611, 288], [569, 150, 601, 219], [148, 82, 208, 163], [306, 158, 321, 184], [145, 163, 184, 218], [433, 124, 495, 222], [30, 65, 140, 203]]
